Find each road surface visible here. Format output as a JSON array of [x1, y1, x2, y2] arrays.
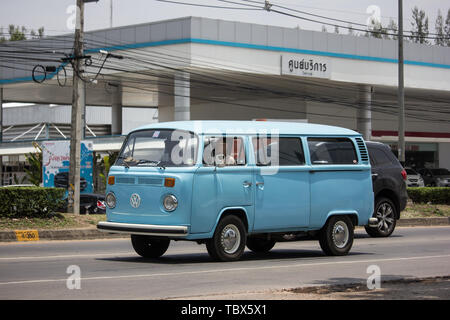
[[0, 226, 449, 299]]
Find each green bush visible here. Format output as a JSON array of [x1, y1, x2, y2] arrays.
[[0, 187, 66, 218], [407, 187, 450, 205]]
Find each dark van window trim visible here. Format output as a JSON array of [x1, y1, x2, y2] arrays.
[[307, 137, 359, 166], [252, 136, 306, 167]]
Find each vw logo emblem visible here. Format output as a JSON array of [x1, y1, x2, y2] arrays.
[[130, 193, 141, 208]]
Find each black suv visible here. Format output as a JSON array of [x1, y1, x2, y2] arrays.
[[54, 172, 88, 191], [365, 141, 408, 237]]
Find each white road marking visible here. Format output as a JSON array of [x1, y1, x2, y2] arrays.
[[1, 254, 449, 286], [0, 252, 133, 261], [1, 236, 449, 261]]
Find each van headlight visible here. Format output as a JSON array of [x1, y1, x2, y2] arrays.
[[163, 194, 178, 212], [105, 192, 116, 209]]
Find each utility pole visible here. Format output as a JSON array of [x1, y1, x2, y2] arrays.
[[398, 0, 405, 165], [0, 88, 3, 186], [110, 0, 113, 28], [68, 0, 85, 214]]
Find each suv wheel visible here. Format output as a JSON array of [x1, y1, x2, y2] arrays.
[[206, 215, 247, 262], [365, 197, 397, 237], [131, 235, 170, 258], [319, 215, 354, 256]]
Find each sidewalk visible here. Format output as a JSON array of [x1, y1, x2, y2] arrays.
[[0, 217, 449, 242], [170, 276, 450, 300]]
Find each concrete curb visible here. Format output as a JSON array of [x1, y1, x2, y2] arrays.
[[0, 217, 449, 242], [0, 228, 127, 242], [397, 217, 450, 227]]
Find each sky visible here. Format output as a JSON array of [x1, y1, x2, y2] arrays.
[[0, 0, 448, 37]]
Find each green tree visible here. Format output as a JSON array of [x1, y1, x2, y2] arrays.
[[387, 19, 398, 40], [8, 25, 27, 41], [435, 9, 445, 46], [445, 9, 450, 46], [366, 18, 388, 39], [38, 27, 44, 38], [0, 25, 44, 42], [411, 6, 429, 44], [24, 152, 43, 186], [94, 151, 118, 193]]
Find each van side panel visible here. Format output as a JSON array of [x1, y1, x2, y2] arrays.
[[308, 165, 373, 228], [191, 166, 254, 234], [253, 167, 310, 231]]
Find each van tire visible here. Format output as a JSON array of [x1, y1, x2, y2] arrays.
[[319, 216, 354, 256], [206, 215, 247, 262], [365, 197, 397, 238], [246, 238, 276, 253], [131, 235, 170, 258]]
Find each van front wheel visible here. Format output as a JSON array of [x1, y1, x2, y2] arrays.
[[319, 216, 354, 256], [206, 215, 247, 262], [131, 235, 170, 258]]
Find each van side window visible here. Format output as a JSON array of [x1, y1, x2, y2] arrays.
[[308, 138, 358, 165], [203, 136, 246, 166], [252, 137, 305, 166]]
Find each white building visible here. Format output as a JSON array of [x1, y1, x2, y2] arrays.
[[1, 16, 450, 183]]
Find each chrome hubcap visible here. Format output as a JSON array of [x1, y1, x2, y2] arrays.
[[332, 221, 349, 248], [221, 224, 241, 254], [376, 203, 395, 232]]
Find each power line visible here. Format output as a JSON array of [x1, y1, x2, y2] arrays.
[[239, 0, 448, 37], [156, 0, 448, 40], [155, 0, 260, 10]]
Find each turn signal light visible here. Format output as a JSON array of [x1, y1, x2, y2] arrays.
[[108, 176, 115, 185], [164, 178, 175, 188]]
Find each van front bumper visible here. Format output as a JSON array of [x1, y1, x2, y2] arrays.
[[97, 221, 188, 237]]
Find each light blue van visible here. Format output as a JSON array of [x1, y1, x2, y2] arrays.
[[97, 121, 376, 261]]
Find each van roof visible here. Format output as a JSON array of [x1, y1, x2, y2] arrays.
[[132, 121, 361, 136]]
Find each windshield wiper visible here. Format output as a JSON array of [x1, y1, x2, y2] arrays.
[[119, 157, 166, 169], [136, 160, 161, 166], [137, 160, 166, 170]]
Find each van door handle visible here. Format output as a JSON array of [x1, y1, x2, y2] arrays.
[[256, 182, 264, 186], [243, 181, 252, 188], [372, 173, 378, 180]]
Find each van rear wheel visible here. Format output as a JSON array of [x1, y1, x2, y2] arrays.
[[206, 215, 247, 262], [246, 238, 276, 253], [131, 235, 170, 258], [319, 216, 354, 256]]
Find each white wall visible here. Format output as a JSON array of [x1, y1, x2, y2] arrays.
[[190, 98, 306, 120], [122, 107, 158, 134], [190, 43, 450, 92]]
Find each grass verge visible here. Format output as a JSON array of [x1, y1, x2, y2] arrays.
[[0, 213, 105, 231], [402, 202, 450, 218]]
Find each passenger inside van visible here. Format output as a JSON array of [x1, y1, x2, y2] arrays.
[[203, 137, 245, 166]]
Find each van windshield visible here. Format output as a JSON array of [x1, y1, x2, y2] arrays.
[[116, 129, 198, 167]]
